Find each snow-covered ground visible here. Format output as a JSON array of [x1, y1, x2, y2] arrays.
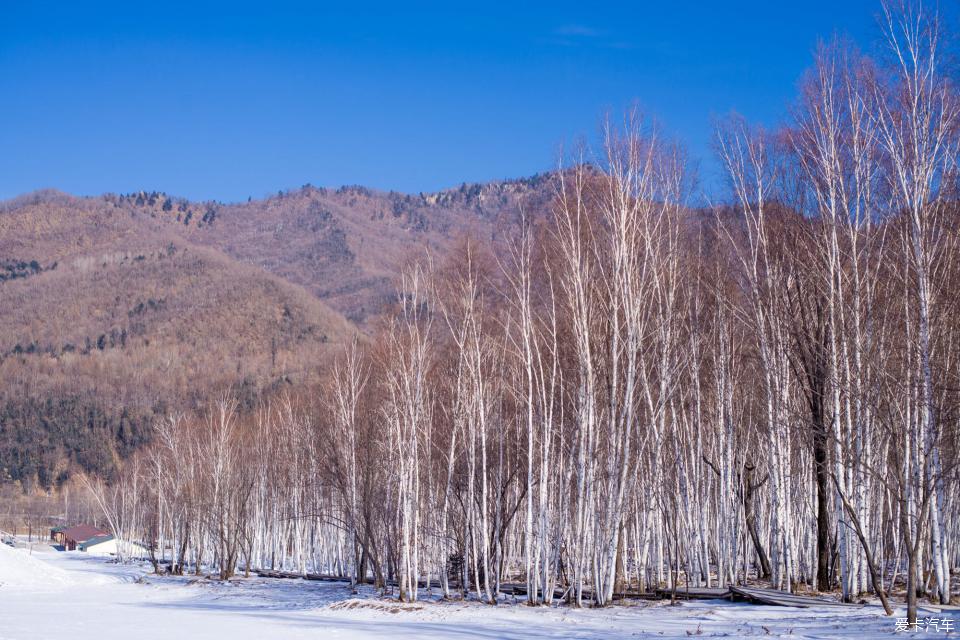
[[0, 543, 923, 639]]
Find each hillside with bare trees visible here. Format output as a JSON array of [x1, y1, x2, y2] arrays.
[[0, 177, 553, 489], [0, 190, 353, 488], [107, 174, 556, 324]]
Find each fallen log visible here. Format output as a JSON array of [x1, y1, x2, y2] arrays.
[[730, 586, 859, 608], [655, 587, 732, 601]]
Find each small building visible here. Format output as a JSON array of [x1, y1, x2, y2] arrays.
[[57, 524, 109, 551], [78, 534, 117, 554], [79, 534, 148, 557]]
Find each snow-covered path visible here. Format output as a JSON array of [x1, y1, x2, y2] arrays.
[[0, 545, 905, 639]]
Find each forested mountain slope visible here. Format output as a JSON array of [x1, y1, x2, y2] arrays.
[[107, 174, 555, 323], [0, 177, 553, 489]]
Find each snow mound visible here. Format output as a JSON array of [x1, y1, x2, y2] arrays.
[[0, 544, 77, 591]]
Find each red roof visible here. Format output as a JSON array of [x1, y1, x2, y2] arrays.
[[60, 524, 108, 544]]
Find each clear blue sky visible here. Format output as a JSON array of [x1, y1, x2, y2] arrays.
[[0, 1, 888, 202]]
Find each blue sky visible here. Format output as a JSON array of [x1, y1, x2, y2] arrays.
[[0, 1, 888, 202]]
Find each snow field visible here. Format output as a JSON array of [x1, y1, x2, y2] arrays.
[[0, 548, 910, 639]]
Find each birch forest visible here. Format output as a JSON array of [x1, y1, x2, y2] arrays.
[[85, 1, 958, 626]]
